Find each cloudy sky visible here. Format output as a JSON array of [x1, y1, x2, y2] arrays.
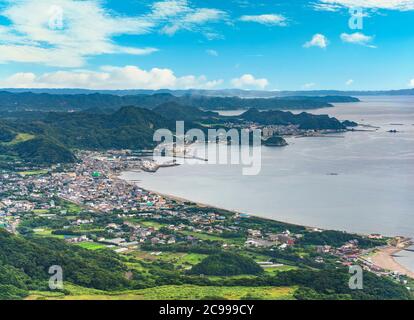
[[0, 0, 413, 90]]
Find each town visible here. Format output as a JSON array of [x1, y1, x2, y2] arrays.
[[1, 150, 412, 295]]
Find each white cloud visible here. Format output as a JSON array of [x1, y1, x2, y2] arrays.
[[302, 83, 316, 89], [150, 0, 190, 18], [340, 32, 376, 47], [409, 79, 414, 88], [312, 3, 342, 11], [239, 14, 288, 26], [0, 0, 228, 67], [149, 0, 227, 36], [316, 0, 414, 11], [206, 49, 219, 56], [346, 79, 354, 86], [231, 74, 269, 89], [0, 65, 224, 90], [303, 34, 329, 48], [0, 0, 157, 67]]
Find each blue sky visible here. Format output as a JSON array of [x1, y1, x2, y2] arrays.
[[0, 0, 413, 91]]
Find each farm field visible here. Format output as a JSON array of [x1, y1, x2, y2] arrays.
[[27, 284, 297, 300]]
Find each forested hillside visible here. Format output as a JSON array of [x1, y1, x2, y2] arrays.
[[0, 91, 359, 112]]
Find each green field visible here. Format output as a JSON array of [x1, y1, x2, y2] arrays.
[[134, 220, 166, 230], [131, 251, 207, 268], [27, 284, 297, 300], [55, 199, 83, 214], [32, 209, 49, 214], [179, 230, 245, 244], [18, 170, 49, 176], [4, 133, 35, 146], [75, 242, 107, 250], [33, 228, 65, 239], [65, 203, 83, 214], [263, 265, 299, 275]]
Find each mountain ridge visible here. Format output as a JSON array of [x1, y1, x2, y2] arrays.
[[0, 91, 358, 112], [2, 88, 413, 97]]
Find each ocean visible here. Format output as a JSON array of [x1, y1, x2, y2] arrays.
[[121, 96, 414, 238]]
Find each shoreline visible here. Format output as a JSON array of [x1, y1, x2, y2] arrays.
[[116, 171, 322, 232], [371, 244, 414, 279], [117, 170, 414, 277]]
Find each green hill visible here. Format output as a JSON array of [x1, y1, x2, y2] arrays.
[[40, 106, 173, 150], [0, 104, 355, 166], [13, 137, 76, 164], [264, 136, 288, 147], [189, 252, 263, 276], [0, 122, 16, 143], [241, 108, 346, 130], [0, 91, 359, 112], [0, 106, 174, 165], [0, 230, 129, 299]]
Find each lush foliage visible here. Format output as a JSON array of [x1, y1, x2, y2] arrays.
[[0, 106, 173, 164], [0, 230, 129, 299], [241, 108, 347, 130], [13, 137, 76, 164], [189, 252, 263, 276], [299, 230, 385, 248], [263, 136, 288, 147], [0, 91, 358, 112]]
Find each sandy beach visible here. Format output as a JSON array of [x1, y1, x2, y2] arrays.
[[371, 245, 414, 279]]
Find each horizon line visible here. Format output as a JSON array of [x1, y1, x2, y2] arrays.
[[1, 87, 413, 93]]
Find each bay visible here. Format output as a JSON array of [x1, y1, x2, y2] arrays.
[[120, 96, 414, 238]]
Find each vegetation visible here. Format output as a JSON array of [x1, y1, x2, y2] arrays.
[[241, 108, 347, 130], [0, 106, 174, 165], [0, 91, 406, 301], [0, 122, 17, 143], [263, 136, 288, 147], [2, 133, 35, 146], [299, 230, 385, 248], [0, 229, 129, 299], [0, 221, 409, 300], [13, 137, 76, 164], [0, 91, 359, 112], [189, 252, 263, 276], [153, 102, 219, 122], [0, 101, 357, 166], [28, 284, 296, 300]]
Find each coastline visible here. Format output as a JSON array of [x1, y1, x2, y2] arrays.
[[117, 170, 414, 278], [116, 171, 322, 232], [371, 245, 414, 279]]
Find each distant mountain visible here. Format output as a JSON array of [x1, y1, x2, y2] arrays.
[[0, 91, 172, 111], [0, 91, 358, 112], [276, 89, 414, 97], [161, 95, 339, 110], [153, 102, 219, 122], [241, 108, 346, 130], [0, 106, 173, 165], [0, 104, 356, 166], [40, 106, 173, 150], [3, 87, 414, 97]]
